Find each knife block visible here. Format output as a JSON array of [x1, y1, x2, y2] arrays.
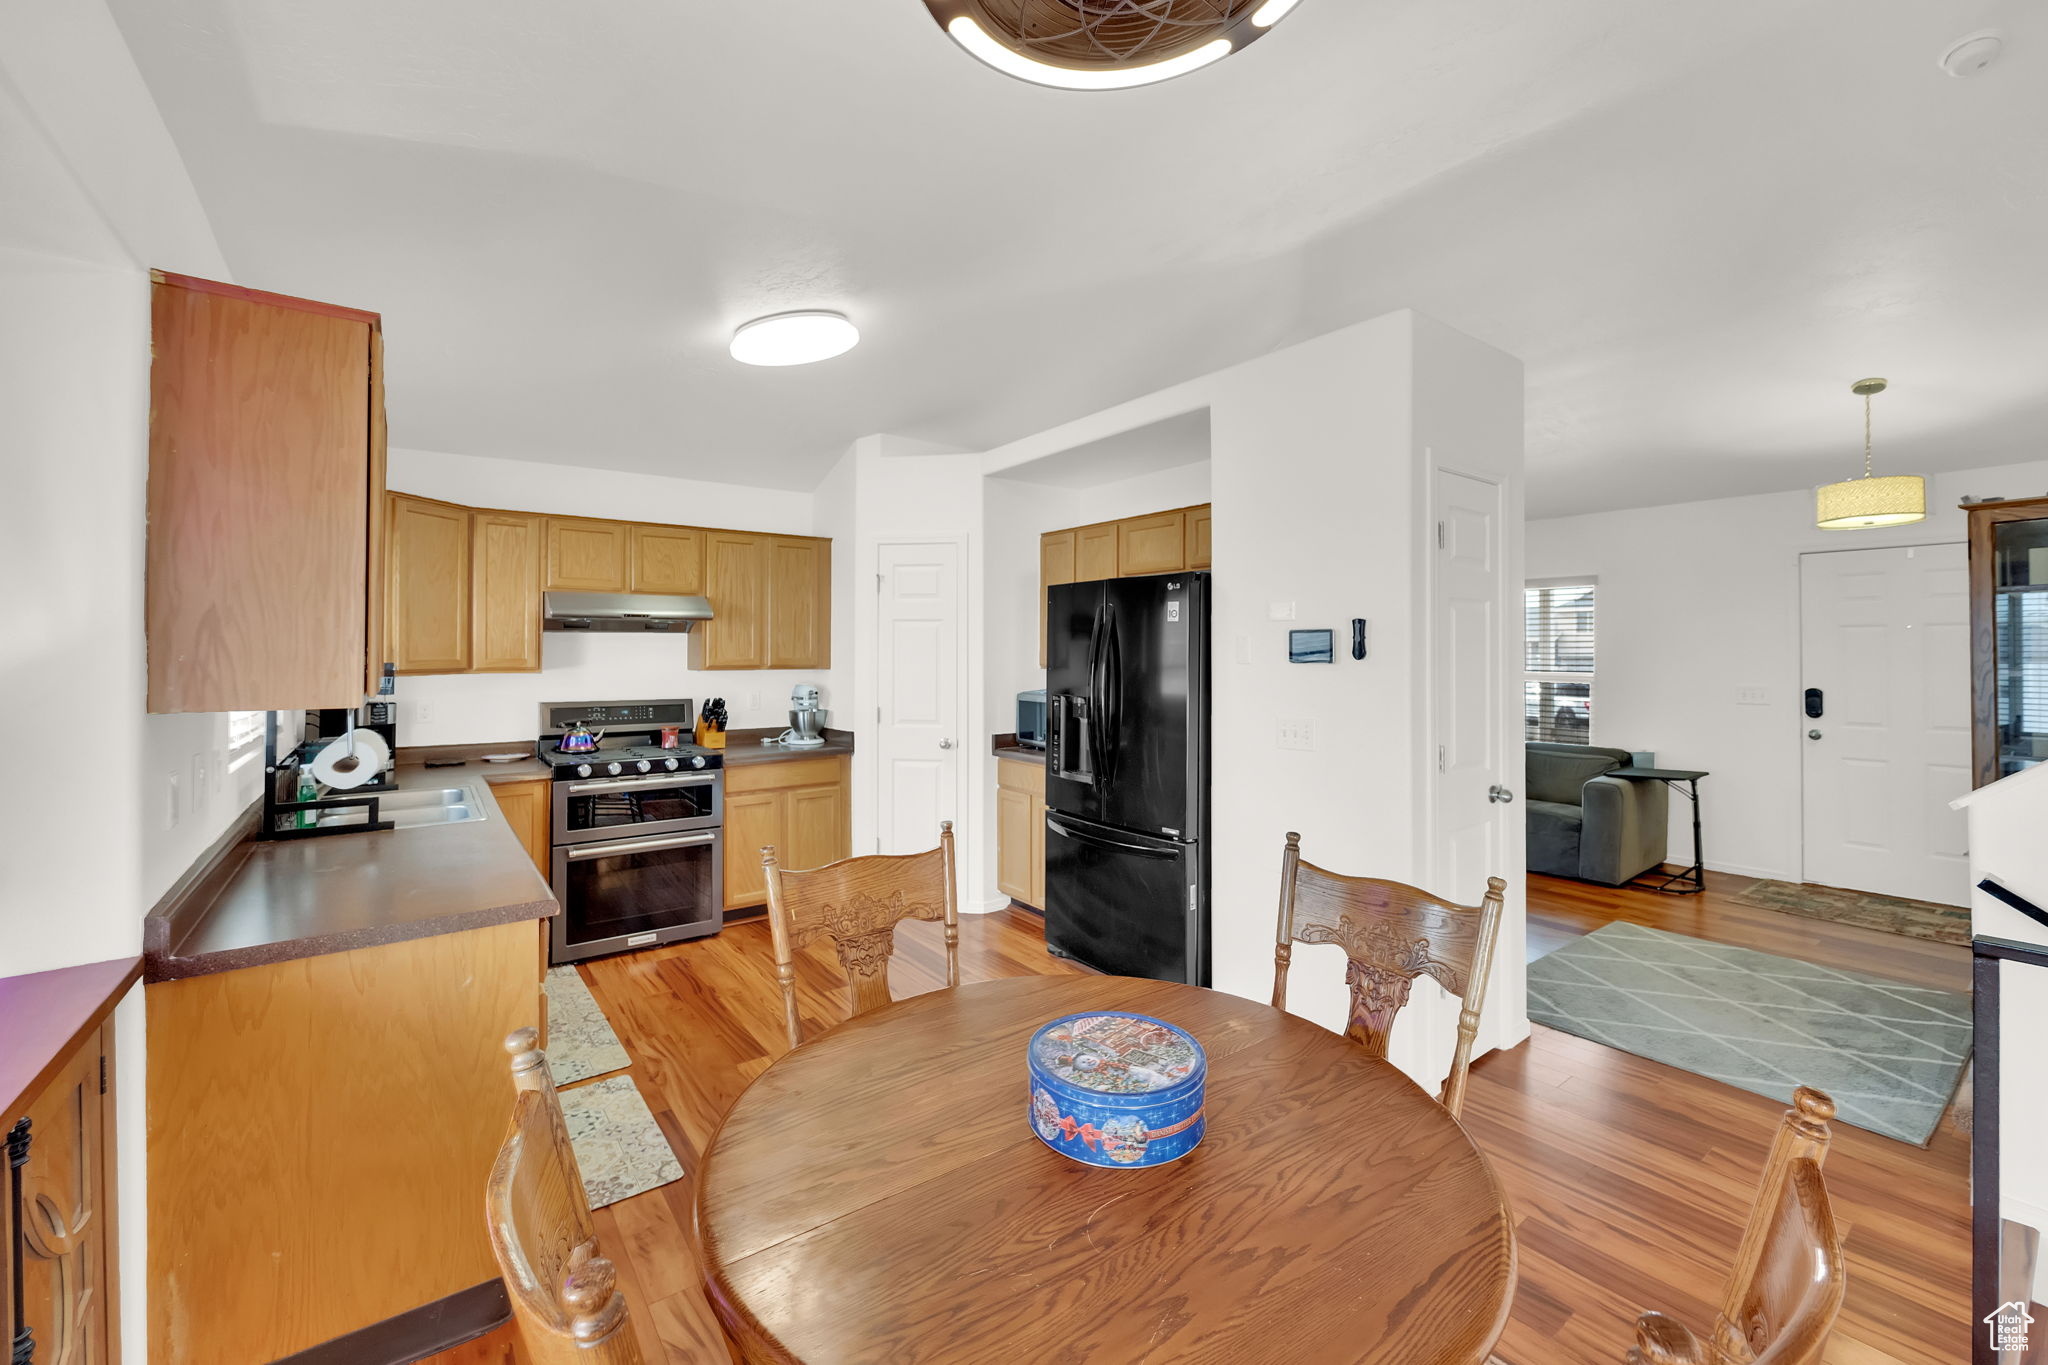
[[693, 717, 727, 750]]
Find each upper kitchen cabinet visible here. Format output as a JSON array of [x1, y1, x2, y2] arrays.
[[544, 517, 631, 592], [386, 495, 472, 674], [767, 536, 831, 669], [470, 510, 544, 672], [1118, 510, 1186, 576], [147, 273, 387, 712], [631, 523, 705, 595], [1187, 505, 1212, 569], [692, 531, 769, 669], [1039, 530, 1077, 668], [1076, 522, 1120, 581]]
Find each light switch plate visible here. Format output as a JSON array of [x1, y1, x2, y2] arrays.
[[1267, 601, 1297, 621], [1277, 717, 1315, 751], [1736, 686, 1768, 706]]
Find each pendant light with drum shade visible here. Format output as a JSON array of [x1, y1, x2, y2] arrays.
[[922, 1, 1303, 90], [1815, 378, 1926, 529]]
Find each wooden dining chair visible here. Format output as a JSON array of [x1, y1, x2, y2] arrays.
[[1628, 1087, 1847, 1365], [485, 1028, 644, 1365], [762, 820, 959, 1048], [1270, 832, 1506, 1118]]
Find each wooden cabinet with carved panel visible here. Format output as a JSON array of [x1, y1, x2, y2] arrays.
[[722, 756, 853, 911], [147, 272, 388, 712], [469, 511, 543, 672], [544, 517, 631, 592], [631, 523, 705, 595], [387, 493, 473, 674]]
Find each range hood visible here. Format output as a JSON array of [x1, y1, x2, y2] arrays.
[[542, 591, 714, 633]]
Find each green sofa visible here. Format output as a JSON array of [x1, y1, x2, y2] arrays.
[[1525, 743, 1668, 886]]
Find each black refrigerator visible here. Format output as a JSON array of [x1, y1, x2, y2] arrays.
[[1043, 571, 1210, 985]]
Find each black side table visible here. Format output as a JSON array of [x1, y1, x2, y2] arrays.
[[1603, 767, 1708, 895]]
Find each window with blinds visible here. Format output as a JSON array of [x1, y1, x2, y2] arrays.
[[1525, 582, 1595, 745]]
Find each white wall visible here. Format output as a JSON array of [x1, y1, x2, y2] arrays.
[[983, 311, 1527, 1091], [0, 4, 239, 1355], [1528, 459, 2048, 881], [386, 446, 840, 743]]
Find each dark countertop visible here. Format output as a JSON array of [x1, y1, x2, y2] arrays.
[[144, 766, 557, 983], [2, 956, 142, 1126], [722, 727, 856, 764], [991, 733, 1046, 765]]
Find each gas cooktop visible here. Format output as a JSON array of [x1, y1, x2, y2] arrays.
[[536, 742, 722, 779]]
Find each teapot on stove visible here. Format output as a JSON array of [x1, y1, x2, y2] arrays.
[[555, 721, 604, 754]]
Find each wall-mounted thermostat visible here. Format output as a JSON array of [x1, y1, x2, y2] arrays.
[[1288, 629, 1334, 664]]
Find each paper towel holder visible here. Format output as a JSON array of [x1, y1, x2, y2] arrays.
[[260, 711, 395, 840]]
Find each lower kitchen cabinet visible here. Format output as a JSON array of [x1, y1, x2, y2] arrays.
[[995, 757, 1047, 909], [723, 755, 853, 911], [487, 777, 553, 877], [146, 922, 539, 1365]]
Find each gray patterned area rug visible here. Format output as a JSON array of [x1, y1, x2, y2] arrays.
[[545, 966, 632, 1084], [1527, 922, 1971, 1145], [558, 1076, 684, 1210]]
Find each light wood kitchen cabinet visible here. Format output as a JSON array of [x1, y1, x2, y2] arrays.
[[722, 755, 853, 910], [148, 922, 536, 1365], [147, 272, 387, 712], [387, 493, 473, 674], [768, 536, 832, 668], [1076, 522, 1120, 581], [631, 523, 705, 595], [470, 511, 544, 672], [544, 517, 631, 592], [1039, 530, 1077, 669], [488, 778, 553, 876], [693, 531, 769, 669], [1188, 505, 1212, 569], [995, 757, 1047, 909], [1118, 510, 1187, 576]]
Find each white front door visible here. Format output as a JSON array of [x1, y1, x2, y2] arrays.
[[1799, 543, 1972, 905], [1427, 468, 1526, 1070], [876, 540, 963, 854]]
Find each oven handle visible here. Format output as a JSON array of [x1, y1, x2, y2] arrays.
[[564, 831, 719, 860], [565, 772, 720, 794]]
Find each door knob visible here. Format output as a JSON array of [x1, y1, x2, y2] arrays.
[[1808, 729, 1822, 740], [938, 739, 955, 750], [1488, 785, 1515, 804]]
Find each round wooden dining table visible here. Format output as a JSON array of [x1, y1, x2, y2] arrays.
[[696, 975, 1516, 1364]]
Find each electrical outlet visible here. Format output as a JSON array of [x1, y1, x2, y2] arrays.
[[1267, 601, 1297, 622], [1736, 686, 1768, 706], [416, 701, 437, 726], [1277, 717, 1315, 751]]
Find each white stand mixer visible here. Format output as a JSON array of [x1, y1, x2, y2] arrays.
[[775, 682, 828, 748]]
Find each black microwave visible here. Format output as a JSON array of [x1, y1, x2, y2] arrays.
[[1016, 689, 1047, 750]]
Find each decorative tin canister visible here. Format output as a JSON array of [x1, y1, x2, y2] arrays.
[[1026, 1011, 1207, 1168]]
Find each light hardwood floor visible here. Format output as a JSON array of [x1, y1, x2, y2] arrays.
[[434, 872, 1970, 1365]]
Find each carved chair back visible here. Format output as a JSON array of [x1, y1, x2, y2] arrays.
[[763, 821, 959, 1049], [486, 1029, 644, 1365], [1269, 832, 1506, 1118], [1628, 1088, 1847, 1365]]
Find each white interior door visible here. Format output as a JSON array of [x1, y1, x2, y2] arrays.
[[876, 541, 962, 854], [1799, 543, 1971, 905], [1425, 468, 1524, 1074]]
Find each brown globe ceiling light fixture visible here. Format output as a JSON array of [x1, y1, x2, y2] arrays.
[[923, 0, 1303, 90]]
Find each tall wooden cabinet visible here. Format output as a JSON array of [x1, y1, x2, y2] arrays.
[[1966, 496, 2048, 787], [147, 272, 387, 711]]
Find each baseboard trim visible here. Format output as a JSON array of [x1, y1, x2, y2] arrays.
[[272, 1278, 509, 1365]]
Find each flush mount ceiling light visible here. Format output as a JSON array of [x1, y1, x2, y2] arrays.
[[923, 0, 1302, 91], [729, 311, 860, 367], [1815, 378, 1926, 529]]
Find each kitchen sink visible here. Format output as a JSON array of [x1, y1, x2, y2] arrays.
[[315, 787, 485, 830]]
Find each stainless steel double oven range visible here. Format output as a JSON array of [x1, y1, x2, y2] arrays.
[[537, 699, 725, 965]]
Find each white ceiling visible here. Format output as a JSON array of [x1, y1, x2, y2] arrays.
[[108, 0, 2048, 516]]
